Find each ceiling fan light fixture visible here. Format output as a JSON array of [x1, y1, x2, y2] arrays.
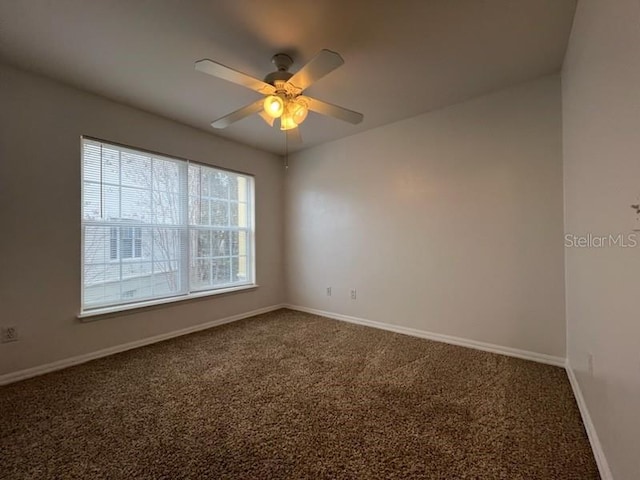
[[196, 49, 363, 137], [263, 94, 284, 118], [280, 111, 297, 131], [290, 97, 309, 126]]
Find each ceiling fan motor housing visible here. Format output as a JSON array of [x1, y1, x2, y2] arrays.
[[264, 53, 294, 87], [264, 70, 293, 86]]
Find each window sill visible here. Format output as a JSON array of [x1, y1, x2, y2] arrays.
[[78, 284, 258, 320]]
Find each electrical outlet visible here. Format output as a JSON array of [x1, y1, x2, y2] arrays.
[[1, 325, 19, 343], [350, 289, 357, 300], [587, 353, 594, 376], [326, 287, 332, 296]]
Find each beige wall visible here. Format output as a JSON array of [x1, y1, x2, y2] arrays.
[[562, 1, 640, 478], [0, 64, 285, 375], [285, 75, 566, 357]]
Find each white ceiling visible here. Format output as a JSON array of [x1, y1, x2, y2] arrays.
[[0, 0, 576, 155]]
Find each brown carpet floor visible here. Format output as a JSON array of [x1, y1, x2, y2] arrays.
[[1, 309, 599, 479]]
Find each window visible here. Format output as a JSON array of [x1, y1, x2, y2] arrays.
[[110, 226, 142, 260], [81, 138, 254, 313]]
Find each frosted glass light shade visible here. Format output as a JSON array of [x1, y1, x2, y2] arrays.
[[290, 98, 309, 125], [280, 112, 297, 131], [263, 95, 284, 118]]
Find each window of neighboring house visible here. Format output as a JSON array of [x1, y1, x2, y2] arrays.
[[110, 226, 143, 260], [81, 137, 255, 314]]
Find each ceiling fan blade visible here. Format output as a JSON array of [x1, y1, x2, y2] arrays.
[[211, 99, 264, 129], [195, 59, 275, 95], [258, 109, 275, 127], [306, 97, 364, 125], [286, 49, 344, 92], [286, 127, 302, 145]]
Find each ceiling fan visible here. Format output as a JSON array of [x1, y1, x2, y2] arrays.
[[195, 49, 363, 143]]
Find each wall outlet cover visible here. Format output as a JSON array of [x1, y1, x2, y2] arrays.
[[1, 326, 19, 343]]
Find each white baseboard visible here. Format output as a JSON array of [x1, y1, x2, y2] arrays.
[[0, 304, 285, 386], [284, 304, 566, 367], [565, 361, 613, 480]]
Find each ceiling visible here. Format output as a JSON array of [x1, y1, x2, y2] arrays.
[[0, 0, 576, 155]]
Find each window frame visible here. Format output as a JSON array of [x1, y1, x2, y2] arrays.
[[79, 136, 257, 319]]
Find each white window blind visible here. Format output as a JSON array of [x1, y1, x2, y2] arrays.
[[81, 138, 254, 312]]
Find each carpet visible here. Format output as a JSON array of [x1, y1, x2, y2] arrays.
[[0, 309, 599, 479]]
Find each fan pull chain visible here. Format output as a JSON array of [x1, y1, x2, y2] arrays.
[[284, 129, 289, 169]]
